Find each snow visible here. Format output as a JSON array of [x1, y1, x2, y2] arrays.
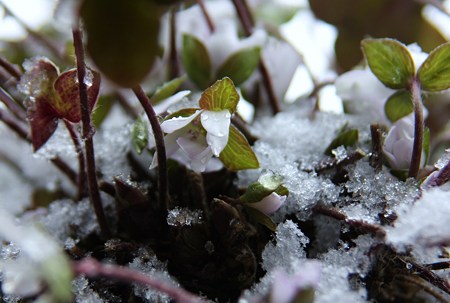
[[167, 207, 204, 227], [387, 188, 450, 249]]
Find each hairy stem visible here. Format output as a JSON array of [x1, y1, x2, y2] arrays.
[[231, 0, 280, 114], [73, 257, 206, 303], [72, 27, 110, 237], [132, 85, 169, 214], [63, 120, 87, 200], [409, 78, 424, 179]]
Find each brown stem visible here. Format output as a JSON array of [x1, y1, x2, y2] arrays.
[[409, 78, 424, 179], [73, 257, 206, 303], [132, 85, 169, 214], [428, 160, 450, 187], [169, 7, 180, 79], [0, 56, 22, 80], [313, 204, 386, 237], [72, 27, 110, 238], [196, 0, 215, 33], [63, 120, 87, 200], [231, 0, 280, 114], [370, 124, 383, 172], [0, 86, 26, 120], [0, 3, 67, 62]]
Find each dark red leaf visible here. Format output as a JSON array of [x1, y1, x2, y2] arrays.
[[26, 96, 59, 151]]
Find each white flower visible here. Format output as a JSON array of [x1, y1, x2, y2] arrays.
[[247, 192, 286, 215], [152, 108, 231, 173], [383, 115, 426, 171]]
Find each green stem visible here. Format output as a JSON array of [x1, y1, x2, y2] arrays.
[[72, 26, 110, 238], [132, 85, 169, 214], [409, 78, 424, 179]]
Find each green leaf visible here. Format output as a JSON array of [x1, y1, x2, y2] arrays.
[[151, 75, 187, 104], [41, 254, 73, 302], [199, 77, 240, 112], [325, 128, 359, 155], [219, 125, 259, 170], [384, 90, 413, 123], [361, 38, 415, 89], [80, 0, 162, 87], [216, 47, 261, 86], [182, 34, 212, 89], [423, 127, 430, 165], [92, 95, 115, 128], [240, 172, 284, 203], [417, 42, 450, 91], [132, 117, 149, 154], [244, 206, 277, 232], [164, 107, 199, 120]]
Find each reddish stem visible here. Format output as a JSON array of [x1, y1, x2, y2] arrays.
[[132, 85, 169, 214], [196, 0, 215, 33], [73, 258, 206, 303], [0, 56, 22, 81], [72, 26, 110, 237], [409, 78, 424, 179]]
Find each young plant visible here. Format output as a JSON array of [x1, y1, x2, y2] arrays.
[[361, 38, 450, 179], [153, 77, 260, 172]]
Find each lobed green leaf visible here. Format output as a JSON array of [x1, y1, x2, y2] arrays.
[[219, 125, 259, 171], [182, 34, 212, 89], [417, 42, 450, 91], [216, 47, 261, 86], [361, 38, 415, 89], [199, 77, 239, 112], [384, 90, 413, 123]]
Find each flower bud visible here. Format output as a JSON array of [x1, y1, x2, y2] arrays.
[[247, 192, 286, 215], [383, 115, 425, 171]]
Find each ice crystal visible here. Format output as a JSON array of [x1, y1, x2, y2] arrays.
[[167, 207, 203, 227]]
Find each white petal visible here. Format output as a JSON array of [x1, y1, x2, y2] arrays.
[[206, 132, 229, 156], [149, 132, 182, 169], [201, 109, 231, 137], [161, 110, 201, 133], [236, 89, 255, 123], [190, 147, 214, 173], [153, 90, 191, 114], [177, 136, 208, 160]]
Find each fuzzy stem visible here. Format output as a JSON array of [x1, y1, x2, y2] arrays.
[[63, 120, 87, 200], [132, 85, 169, 214], [0, 56, 22, 81], [370, 124, 383, 172], [409, 78, 424, 179], [196, 0, 215, 33], [73, 257, 206, 303], [0, 87, 26, 120], [230, 0, 280, 114], [72, 27, 110, 237]]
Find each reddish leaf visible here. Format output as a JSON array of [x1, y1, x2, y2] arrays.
[[20, 57, 59, 97], [26, 97, 59, 151], [53, 68, 101, 123]]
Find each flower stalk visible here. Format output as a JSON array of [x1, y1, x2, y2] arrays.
[[409, 77, 424, 179], [73, 257, 206, 303], [132, 85, 169, 214], [72, 26, 110, 237]]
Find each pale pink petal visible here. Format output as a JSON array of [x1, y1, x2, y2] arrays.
[[153, 90, 191, 115]]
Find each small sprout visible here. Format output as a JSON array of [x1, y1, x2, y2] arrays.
[[132, 116, 149, 155], [324, 124, 359, 155]]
